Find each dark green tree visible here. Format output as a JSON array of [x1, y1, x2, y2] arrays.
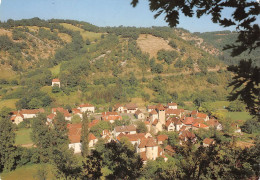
[[0, 111, 16, 172], [31, 113, 51, 163], [136, 121, 148, 133], [81, 112, 89, 158]]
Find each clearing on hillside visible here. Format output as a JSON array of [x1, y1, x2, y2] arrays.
[[137, 34, 173, 58], [60, 23, 103, 41]]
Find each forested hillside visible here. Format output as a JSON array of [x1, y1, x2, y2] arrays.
[[0, 18, 238, 111], [193, 31, 260, 66]]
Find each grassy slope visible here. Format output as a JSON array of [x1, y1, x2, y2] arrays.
[[60, 23, 103, 41], [0, 164, 54, 180], [0, 99, 19, 109], [15, 128, 33, 145]]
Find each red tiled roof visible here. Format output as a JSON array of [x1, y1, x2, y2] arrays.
[[165, 145, 175, 153], [140, 152, 147, 161], [67, 123, 82, 143], [192, 122, 208, 128], [72, 108, 81, 114], [52, 78, 60, 82], [179, 126, 186, 132], [147, 105, 156, 109], [79, 103, 94, 108], [125, 103, 137, 110], [191, 110, 197, 115], [144, 120, 150, 125], [89, 120, 99, 128], [102, 112, 119, 116], [197, 113, 208, 119], [179, 130, 196, 140], [21, 108, 44, 115], [47, 113, 56, 120], [168, 102, 177, 106], [165, 120, 174, 127], [157, 134, 168, 142], [156, 103, 165, 111], [114, 103, 123, 109], [206, 119, 220, 127], [149, 109, 157, 115], [146, 138, 158, 147], [117, 133, 146, 142], [102, 115, 122, 121], [182, 117, 194, 125], [135, 110, 143, 115], [203, 138, 214, 145], [88, 133, 97, 141], [52, 107, 71, 117], [152, 119, 158, 126], [115, 125, 136, 132]]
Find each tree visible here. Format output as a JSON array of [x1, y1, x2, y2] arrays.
[[0, 112, 16, 172], [81, 112, 89, 158], [31, 113, 51, 163], [167, 131, 179, 147], [136, 121, 148, 133], [227, 60, 259, 116]]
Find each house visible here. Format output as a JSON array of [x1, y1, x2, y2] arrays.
[[102, 115, 122, 123], [151, 119, 163, 133], [114, 125, 136, 137], [157, 134, 168, 144], [125, 103, 138, 113], [67, 123, 98, 153], [167, 102, 177, 109], [68, 123, 82, 154], [20, 108, 45, 119], [72, 108, 83, 119], [52, 78, 60, 87], [181, 117, 194, 129], [203, 138, 215, 147], [47, 113, 56, 123], [134, 110, 145, 119], [196, 113, 209, 121], [164, 145, 175, 156], [165, 120, 175, 131], [138, 137, 159, 161], [206, 119, 223, 131], [166, 109, 184, 118], [113, 104, 125, 113], [10, 111, 24, 125], [147, 105, 156, 112], [88, 133, 98, 148], [149, 110, 158, 122], [117, 133, 146, 146], [78, 103, 95, 113], [192, 122, 209, 130], [179, 130, 197, 145], [52, 107, 71, 121]]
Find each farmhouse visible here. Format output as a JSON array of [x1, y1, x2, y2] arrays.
[[167, 102, 177, 109], [10, 111, 24, 125], [124, 103, 138, 113], [20, 108, 45, 119], [114, 125, 136, 137], [78, 103, 95, 113], [52, 78, 60, 87], [134, 110, 145, 119]]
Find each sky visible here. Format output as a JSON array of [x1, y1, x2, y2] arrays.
[[0, 0, 243, 32]]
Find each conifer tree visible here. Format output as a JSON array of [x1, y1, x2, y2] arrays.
[[31, 113, 51, 163], [81, 112, 89, 158], [0, 114, 16, 172]]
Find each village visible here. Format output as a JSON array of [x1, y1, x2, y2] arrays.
[[8, 78, 243, 164]]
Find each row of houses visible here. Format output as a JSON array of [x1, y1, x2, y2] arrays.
[[10, 103, 95, 125]]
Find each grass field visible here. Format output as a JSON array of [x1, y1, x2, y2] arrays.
[[15, 128, 33, 145], [60, 23, 103, 41], [209, 101, 230, 109], [0, 99, 19, 109], [41, 86, 83, 106], [49, 63, 61, 76], [225, 112, 252, 121], [0, 164, 54, 180]]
